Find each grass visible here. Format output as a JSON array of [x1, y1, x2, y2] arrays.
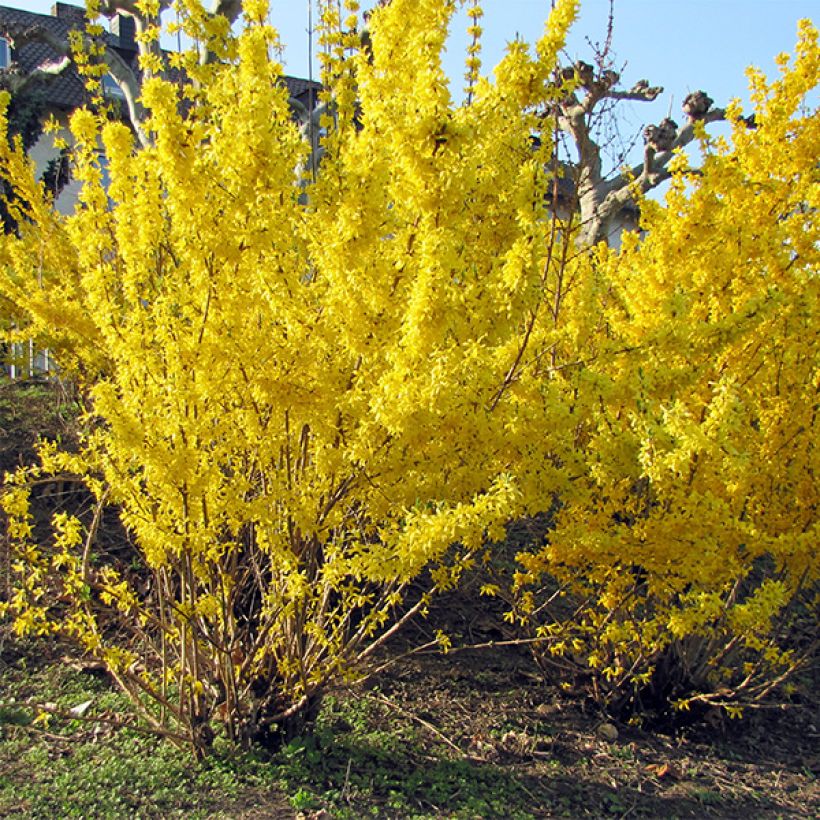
[[275, 694, 536, 818], [0, 645, 281, 818], [1, 635, 817, 818], [0, 643, 542, 819]]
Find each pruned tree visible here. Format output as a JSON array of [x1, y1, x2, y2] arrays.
[[550, 59, 735, 245]]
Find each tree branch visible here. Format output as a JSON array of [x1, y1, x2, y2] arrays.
[[596, 116, 716, 232], [95, 1, 168, 91], [551, 58, 738, 245], [101, 47, 150, 148], [606, 83, 664, 103], [0, 24, 73, 97], [0, 22, 71, 57], [622, 106, 727, 187], [0, 58, 72, 97], [98, 0, 173, 15], [0, 19, 150, 147]]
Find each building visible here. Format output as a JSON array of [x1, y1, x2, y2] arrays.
[[0, 2, 320, 214], [0, 2, 319, 378]]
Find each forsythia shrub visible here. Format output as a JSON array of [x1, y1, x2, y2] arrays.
[[514, 21, 819, 720], [0, 0, 586, 754]]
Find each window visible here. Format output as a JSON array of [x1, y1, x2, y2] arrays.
[[0, 38, 10, 69], [102, 73, 125, 100]]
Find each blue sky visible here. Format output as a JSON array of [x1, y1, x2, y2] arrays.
[[19, 0, 819, 134]]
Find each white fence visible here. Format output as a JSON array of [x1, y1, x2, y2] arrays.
[[5, 340, 54, 379]]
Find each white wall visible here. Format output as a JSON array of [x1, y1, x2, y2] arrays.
[[27, 109, 82, 215]]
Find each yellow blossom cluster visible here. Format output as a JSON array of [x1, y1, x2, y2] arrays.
[[513, 20, 819, 715], [0, 0, 815, 747]]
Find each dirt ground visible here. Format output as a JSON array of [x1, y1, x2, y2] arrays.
[[370, 636, 817, 816], [330, 582, 819, 819]]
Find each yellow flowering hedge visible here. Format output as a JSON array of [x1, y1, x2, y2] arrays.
[[513, 21, 819, 719], [0, 0, 816, 752], [0, 0, 585, 754]]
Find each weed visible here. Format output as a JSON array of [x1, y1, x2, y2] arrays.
[[692, 787, 723, 806], [0, 649, 283, 818]]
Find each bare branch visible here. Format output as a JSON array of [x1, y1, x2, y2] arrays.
[[98, 4, 167, 87], [551, 55, 736, 245], [624, 106, 727, 184], [0, 58, 72, 97], [682, 89, 714, 121], [607, 80, 664, 103], [642, 144, 655, 179], [0, 22, 71, 56], [210, 0, 244, 24], [577, 104, 728, 244], [643, 117, 677, 152], [32, 56, 72, 78], [5, 8, 156, 146], [101, 48, 150, 148], [0, 24, 73, 97]]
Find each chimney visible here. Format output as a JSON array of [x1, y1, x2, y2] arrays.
[[51, 3, 86, 26], [110, 14, 137, 52]]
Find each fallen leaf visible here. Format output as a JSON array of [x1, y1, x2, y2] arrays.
[[646, 761, 677, 779], [69, 699, 94, 718]]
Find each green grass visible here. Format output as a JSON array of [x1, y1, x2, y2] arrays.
[[255, 694, 539, 818], [0, 647, 280, 818], [0, 644, 543, 819]]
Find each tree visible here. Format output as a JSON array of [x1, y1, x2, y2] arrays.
[[0, 0, 309, 152], [551, 62, 735, 246]]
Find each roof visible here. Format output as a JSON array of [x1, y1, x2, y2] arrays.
[[0, 3, 320, 113], [286, 75, 322, 108], [0, 3, 89, 110]]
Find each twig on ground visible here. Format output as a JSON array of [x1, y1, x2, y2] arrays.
[[0, 699, 190, 745], [340, 756, 353, 804], [365, 691, 476, 761]]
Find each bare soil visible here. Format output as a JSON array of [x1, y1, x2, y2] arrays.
[[356, 594, 819, 818]]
